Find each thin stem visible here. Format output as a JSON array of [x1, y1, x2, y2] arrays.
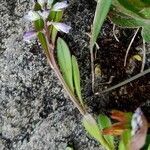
[[141, 39, 146, 72], [113, 24, 119, 42], [90, 47, 95, 93], [124, 28, 139, 67], [101, 68, 150, 93]]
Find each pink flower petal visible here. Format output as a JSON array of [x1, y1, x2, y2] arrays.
[[37, 0, 46, 6], [52, 1, 68, 11], [23, 30, 37, 42], [47, 0, 54, 8], [52, 22, 71, 33], [38, 10, 50, 20], [24, 11, 40, 21]]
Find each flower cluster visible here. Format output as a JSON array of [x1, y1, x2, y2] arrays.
[[23, 0, 71, 42]]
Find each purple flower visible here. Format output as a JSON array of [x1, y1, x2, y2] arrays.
[[24, 11, 40, 21], [38, 10, 50, 20], [37, 0, 46, 7], [52, 1, 69, 11], [47, 0, 54, 8], [23, 30, 37, 42], [50, 22, 71, 33]]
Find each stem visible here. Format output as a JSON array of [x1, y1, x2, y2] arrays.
[[90, 46, 95, 93], [44, 23, 86, 116], [141, 39, 146, 72], [101, 68, 150, 93]]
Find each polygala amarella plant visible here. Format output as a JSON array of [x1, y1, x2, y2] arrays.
[[23, 1, 114, 150], [23, 1, 150, 150]]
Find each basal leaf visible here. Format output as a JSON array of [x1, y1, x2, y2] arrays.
[[90, 0, 111, 49], [72, 55, 84, 108], [142, 26, 150, 42], [98, 114, 114, 149], [57, 38, 74, 92], [119, 129, 131, 150], [83, 114, 112, 150], [83, 114, 104, 142], [37, 32, 48, 55], [119, 139, 126, 150]]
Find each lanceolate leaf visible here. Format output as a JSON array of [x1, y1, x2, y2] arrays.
[[83, 114, 112, 150], [57, 38, 74, 92], [37, 32, 49, 55], [119, 129, 131, 150], [72, 55, 84, 108], [83, 114, 101, 141], [98, 114, 114, 149], [90, 0, 111, 49]]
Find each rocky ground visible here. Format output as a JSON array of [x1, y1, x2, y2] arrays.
[[0, 0, 105, 150]]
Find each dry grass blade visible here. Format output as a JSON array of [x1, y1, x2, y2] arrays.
[[124, 28, 139, 67], [101, 68, 150, 93], [141, 39, 146, 72], [113, 24, 119, 42]]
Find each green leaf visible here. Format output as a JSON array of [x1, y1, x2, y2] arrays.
[[83, 114, 112, 150], [37, 32, 48, 55], [148, 144, 150, 150], [112, 0, 150, 26], [83, 114, 103, 142], [72, 55, 84, 108], [98, 114, 114, 149], [65, 147, 74, 150], [110, 7, 144, 28], [90, 0, 111, 49], [142, 26, 150, 42], [34, 19, 44, 31], [57, 38, 74, 92], [119, 129, 131, 150], [140, 7, 150, 19]]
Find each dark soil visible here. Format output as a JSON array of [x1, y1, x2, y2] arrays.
[[94, 24, 150, 121]]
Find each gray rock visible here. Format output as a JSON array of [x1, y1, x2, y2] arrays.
[[0, 0, 104, 150]]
